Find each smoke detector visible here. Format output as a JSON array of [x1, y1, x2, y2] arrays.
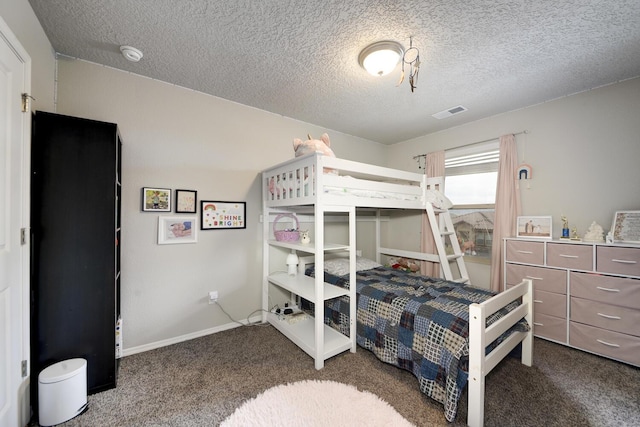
[[120, 45, 143, 62]]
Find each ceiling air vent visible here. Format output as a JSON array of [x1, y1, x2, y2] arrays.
[[432, 105, 468, 120]]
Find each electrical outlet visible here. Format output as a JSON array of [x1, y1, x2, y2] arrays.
[[208, 291, 218, 304]]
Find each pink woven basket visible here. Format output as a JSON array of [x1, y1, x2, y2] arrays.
[[273, 213, 300, 242]]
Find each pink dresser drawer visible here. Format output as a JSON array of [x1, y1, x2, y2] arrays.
[[533, 312, 567, 342], [596, 246, 640, 277], [570, 272, 640, 309], [533, 289, 566, 318], [570, 297, 640, 336], [505, 240, 544, 265], [547, 243, 593, 271], [570, 322, 640, 366], [505, 263, 566, 294]]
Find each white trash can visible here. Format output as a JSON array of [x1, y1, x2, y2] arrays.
[[38, 358, 88, 426]]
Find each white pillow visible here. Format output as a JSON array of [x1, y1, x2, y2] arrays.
[[323, 257, 381, 276], [425, 189, 453, 210]]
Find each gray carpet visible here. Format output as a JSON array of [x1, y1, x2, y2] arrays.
[[54, 325, 639, 427]]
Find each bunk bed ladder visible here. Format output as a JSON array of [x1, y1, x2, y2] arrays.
[[425, 203, 470, 284]]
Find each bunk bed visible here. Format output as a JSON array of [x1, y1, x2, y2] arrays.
[[262, 153, 533, 427]]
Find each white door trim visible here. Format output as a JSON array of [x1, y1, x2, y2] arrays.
[[0, 14, 32, 427]]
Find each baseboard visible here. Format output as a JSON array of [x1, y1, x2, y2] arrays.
[[122, 314, 264, 357]]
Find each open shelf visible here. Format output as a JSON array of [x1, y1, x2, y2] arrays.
[[267, 272, 349, 302], [267, 312, 352, 361], [268, 240, 349, 253]]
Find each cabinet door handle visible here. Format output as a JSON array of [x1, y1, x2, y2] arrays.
[[517, 250, 533, 254], [533, 299, 543, 304], [612, 258, 637, 265], [597, 312, 621, 320], [559, 254, 578, 258], [596, 339, 620, 348], [525, 275, 543, 281], [596, 286, 620, 293], [533, 322, 544, 326]]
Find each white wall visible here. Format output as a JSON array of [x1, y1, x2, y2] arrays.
[[386, 77, 640, 286], [53, 58, 386, 352]]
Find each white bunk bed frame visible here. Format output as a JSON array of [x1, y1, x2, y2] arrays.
[[262, 153, 533, 427]]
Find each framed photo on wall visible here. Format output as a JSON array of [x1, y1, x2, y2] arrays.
[[158, 216, 198, 244], [516, 216, 552, 239], [142, 187, 171, 212], [201, 201, 246, 230], [175, 189, 197, 213]]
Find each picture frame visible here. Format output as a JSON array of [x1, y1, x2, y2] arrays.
[[611, 210, 640, 244], [516, 216, 552, 239], [201, 201, 246, 230], [158, 216, 198, 244], [142, 187, 171, 212], [175, 189, 197, 213]]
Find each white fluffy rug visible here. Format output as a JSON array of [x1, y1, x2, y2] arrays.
[[221, 380, 415, 427]]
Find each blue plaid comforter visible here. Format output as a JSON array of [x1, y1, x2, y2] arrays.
[[304, 266, 529, 422]]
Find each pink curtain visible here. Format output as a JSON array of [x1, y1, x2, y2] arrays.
[[420, 151, 445, 277], [490, 135, 521, 292]]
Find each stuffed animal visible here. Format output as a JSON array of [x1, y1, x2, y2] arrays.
[[390, 257, 420, 273], [268, 133, 337, 198], [293, 133, 337, 175], [293, 133, 336, 159]]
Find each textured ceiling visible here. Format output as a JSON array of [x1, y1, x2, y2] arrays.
[[28, 0, 640, 144]]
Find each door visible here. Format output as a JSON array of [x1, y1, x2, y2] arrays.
[[0, 17, 31, 427]]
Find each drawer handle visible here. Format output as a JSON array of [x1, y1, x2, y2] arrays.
[[596, 286, 620, 293], [611, 258, 637, 265], [533, 322, 543, 326], [517, 250, 533, 254], [525, 275, 543, 281], [597, 312, 621, 320], [559, 254, 578, 259], [596, 339, 620, 348], [533, 299, 543, 304]]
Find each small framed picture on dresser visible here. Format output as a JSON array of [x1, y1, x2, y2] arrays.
[[516, 215, 552, 239], [611, 210, 640, 244]]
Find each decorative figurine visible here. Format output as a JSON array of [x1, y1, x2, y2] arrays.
[[300, 230, 311, 244], [583, 222, 605, 243], [561, 215, 570, 239], [570, 226, 581, 241], [606, 231, 614, 244]]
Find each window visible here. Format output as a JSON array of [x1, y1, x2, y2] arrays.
[[444, 142, 499, 263]]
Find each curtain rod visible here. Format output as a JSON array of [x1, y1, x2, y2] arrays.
[[412, 130, 528, 161]]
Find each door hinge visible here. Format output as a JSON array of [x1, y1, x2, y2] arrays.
[[21, 360, 27, 377], [21, 93, 35, 113], [20, 228, 27, 245]]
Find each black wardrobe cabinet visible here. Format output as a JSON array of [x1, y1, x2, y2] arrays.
[[30, 111, 121, 407]]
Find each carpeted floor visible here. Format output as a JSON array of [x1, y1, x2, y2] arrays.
[[51, 325, 639, 427]]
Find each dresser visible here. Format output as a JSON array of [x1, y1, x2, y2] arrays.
[[504, 238, 640, 366]]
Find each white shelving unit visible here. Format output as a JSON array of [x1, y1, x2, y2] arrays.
[[262, 207, 357, 370]]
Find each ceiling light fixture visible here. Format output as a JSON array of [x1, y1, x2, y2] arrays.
[[120, 45, 143, 62], [358, 41, 404, 77]]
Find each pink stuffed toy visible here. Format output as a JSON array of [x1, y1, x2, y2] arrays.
[[268, 133, 337, 198], [293, 133, 336, 159], [294, 133, 336, 174]]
